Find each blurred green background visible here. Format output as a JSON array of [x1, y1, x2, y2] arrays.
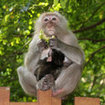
[[0, 0, 105, 105]]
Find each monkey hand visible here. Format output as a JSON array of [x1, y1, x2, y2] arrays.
[[36, 74, 55, 91], [49, 38, 57, 49], [37, 40, 48, 52]]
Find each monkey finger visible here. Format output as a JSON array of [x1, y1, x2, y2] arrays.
[[49, 39, 57, 47]]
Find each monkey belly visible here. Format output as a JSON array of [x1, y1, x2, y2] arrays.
[[34, 49, 65, 81]]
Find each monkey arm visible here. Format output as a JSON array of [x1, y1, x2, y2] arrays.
[[24, 35, 42, 73], [17, 34, 48, 96], [57, 39, 84, 65]]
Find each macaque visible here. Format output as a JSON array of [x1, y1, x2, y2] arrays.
[[17, 12, 85, 98]]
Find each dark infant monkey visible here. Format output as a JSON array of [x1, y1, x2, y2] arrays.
[[17, 12, 85, 98], [34, 48, 65, 81]]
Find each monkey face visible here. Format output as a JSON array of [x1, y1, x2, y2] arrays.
[[42, 14, 59, 36]]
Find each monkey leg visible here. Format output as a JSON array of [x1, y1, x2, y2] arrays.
[[53, 63, 82, 98], [36, 74, 55, 91], [17, 66, 37, 96]]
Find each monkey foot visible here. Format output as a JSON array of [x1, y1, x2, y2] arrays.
[[52, 88, 64, 96], [37, 74, 55, 91]]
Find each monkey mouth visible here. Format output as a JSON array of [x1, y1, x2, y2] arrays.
[[47, 29, 55, 35]]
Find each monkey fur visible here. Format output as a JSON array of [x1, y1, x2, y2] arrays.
[[17, 12, 85, 98]]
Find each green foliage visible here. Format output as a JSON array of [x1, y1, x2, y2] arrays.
[[0, 0, 105, 104]]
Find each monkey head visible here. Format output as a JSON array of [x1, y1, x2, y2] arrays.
[[42, 13, 60, 36], [35, 12, 68, 38], [35, 12, 74, 46]]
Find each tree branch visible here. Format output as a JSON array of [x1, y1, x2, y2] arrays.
[[89, 75, 98, 91], [73, 18, 105, 33], [78, 38, 105, 42]]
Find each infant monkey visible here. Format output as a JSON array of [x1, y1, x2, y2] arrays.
[[35, 37, 65, 80], [17, 12, 84, 98]]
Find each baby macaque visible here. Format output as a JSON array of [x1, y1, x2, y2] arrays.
[[17, 12, 85, 98], [34, 30, 65, 81]]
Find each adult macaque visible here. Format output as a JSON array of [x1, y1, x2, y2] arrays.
[[17, 12, 85, 98]]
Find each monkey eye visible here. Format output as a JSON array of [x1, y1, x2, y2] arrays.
[[44, 17, 49, 22], [52, 17, 56, 21]]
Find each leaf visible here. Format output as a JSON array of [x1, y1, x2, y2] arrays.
[[15, 38, 20, 44], [99, 11, 104, 19], [4, 14, 10, 22], [60, 0, 68, 8], [11, 42, 14, 46], [54, 0, 59, 6], [28, 26, 32, 30]]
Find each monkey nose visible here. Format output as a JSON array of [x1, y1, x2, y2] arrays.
[[49, 17, 52, 21], [47, 22, 53, 28], [48, 16, 52, 21]]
